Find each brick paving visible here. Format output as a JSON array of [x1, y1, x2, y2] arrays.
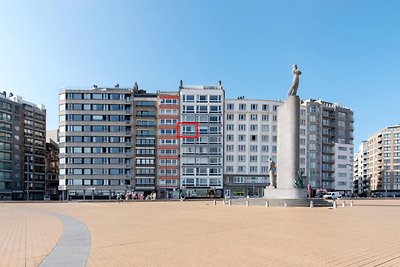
[[1, 200, 400, 267]]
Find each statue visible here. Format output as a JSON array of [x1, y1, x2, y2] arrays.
[[288, 64, 302, 96], [269, 158, 277, 188], [134, 82, 139, 91], [293, 171, 305, 188], [180, 80, 183, 88]]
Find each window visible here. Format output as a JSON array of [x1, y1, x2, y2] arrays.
[[239, 104, 246, 110], [239, 124, 246, 131], [226, 124, 234, 131], [196, 106, 207, 113], [250, 114, 258, 121], [197, 95, 207, 103], [209, 95, 221, 103], [250, 145, 258, 152], [226, 103, 234, 110], [250, 166, 258, 173], [238, 135, 246, 141], [227, 114, 234, 120], [250, 125, 258, 131], [209, 106, 221, 113], [233, 176, 244, 183], [183, 105, 195, 113], [226, 145, 234, 152], [183, 95, 195, 102], [251, 104, 258, 111], [238, 114, 246, 121], [238, 155, 246, 162], [251, 135, 257, 141]]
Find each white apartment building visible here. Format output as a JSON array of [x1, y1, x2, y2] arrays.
[[353, 141, 368, 196], [223, 99, 279, 197], [179, 82, 224, 198], [334, 144, 353, 191], [223, 98, 308, 197]]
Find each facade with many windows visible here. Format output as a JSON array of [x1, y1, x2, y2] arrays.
[[58, 84, 355, 199], [302, 99, 354, 194], [353, 141, 369, 196], [364, 126, 400, 196], [132, 89, 158, 195], [179, 83, 224, 198], [223, 99, 280, 197], [157, 91, 180, 198], [59, 87, 132, 199], [0, 93, 46, 200]]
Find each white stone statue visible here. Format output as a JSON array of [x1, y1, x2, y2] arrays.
[[288, 64, 302, 96], [269, 158, 276, 188]]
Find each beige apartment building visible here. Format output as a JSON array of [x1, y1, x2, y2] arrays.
[[366, 125, 400, 196]]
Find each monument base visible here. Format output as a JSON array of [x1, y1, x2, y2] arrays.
[[263, 188, 307, 199]]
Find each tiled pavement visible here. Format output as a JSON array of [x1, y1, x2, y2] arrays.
[[1, 200, 400, 267]]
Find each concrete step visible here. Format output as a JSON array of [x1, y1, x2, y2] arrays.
[[230, 198, 332, 207]]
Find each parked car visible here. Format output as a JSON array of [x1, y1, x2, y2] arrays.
[[323, 192, 342, 200], [43, 195, 50, 201], [370, 193, 382, 198]]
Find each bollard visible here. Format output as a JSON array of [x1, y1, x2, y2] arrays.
[[228, 200, 231, 206], [350, 200, 354, 207], [342, 201, 345, 208], [310, 200, 314, 208], [283, 202, 287, 208], [246, 200, 249, 207], [265, 200, 269, 207], [214, 200, 216, 206], [333, 200, 337, 209]]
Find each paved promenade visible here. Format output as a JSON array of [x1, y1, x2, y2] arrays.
[[1, 199, 400, 267]]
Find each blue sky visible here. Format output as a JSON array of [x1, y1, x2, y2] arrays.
[[1, 0, 400, 147]]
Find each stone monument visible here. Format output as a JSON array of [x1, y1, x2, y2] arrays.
[[264, 64, 307, 199]]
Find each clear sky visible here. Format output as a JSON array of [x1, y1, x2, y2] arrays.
[[1, 0, 400, 148]]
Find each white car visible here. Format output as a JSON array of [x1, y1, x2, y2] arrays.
[[323, 192, 342, 200]]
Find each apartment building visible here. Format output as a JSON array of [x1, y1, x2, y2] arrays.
[[302, 99, 354, 194], [132, 88, 157, 196], [59, 86, 132, 199], [223, 99, 279, 197], [45, 139, 59, 199], [223, 98, 308, 197], [0, 93, 46, 200], [179, 82, 224, 198], [157, 91, 180, 198], [366, 126, 400, 196], [353, 141, 368, 196]]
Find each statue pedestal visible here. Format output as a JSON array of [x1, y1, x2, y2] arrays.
[[264, 188, 307, 199]]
